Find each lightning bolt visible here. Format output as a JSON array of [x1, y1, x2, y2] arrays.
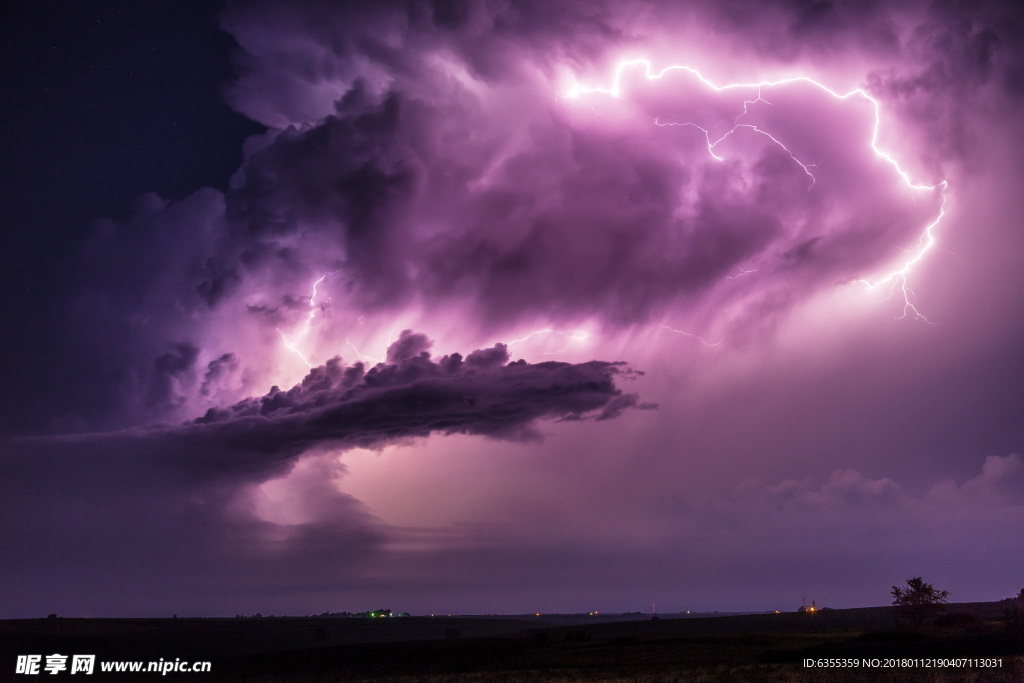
[[279, 330, 312, 369], [564, 59, 948, 321], [725, 267, 758, 280], [857, 194, 946, 322], [345, 338, 383, 364], [506, 329, 592, 358], [279, 271, 338, 368], [658, 323, 722, 347], [653, 118, 818, 189], [506, 329, 591, 345], [343, 324, 400, 364]]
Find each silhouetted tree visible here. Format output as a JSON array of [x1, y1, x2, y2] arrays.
[[891, 577, 949, 625], [1002, 588, 1024, 629]]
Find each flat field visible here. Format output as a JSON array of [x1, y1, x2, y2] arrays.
[[2, 604, 1021, 682]]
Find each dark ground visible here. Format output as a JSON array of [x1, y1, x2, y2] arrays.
[[2, 603, 1022, 682]]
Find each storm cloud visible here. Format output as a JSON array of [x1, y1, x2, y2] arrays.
[[43, 0, 1020, 434], [4, 334, 646, 489], [0, 334, 649, 615], [4, 0, 1024, 618]]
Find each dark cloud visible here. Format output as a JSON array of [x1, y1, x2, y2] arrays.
[[0, 335, 647, 615], [4, 0, 1024, 618], [701, 0, 903, 59], [190, 336, 647, 453], [385, 329, 434, 363], [196, 257, 241, 307], [5, 332, 647, 489], [208, 0, 1023, 341], [148, 342, 200, 408], [34, 0, 1020, 433], [201, 352, 239, 396], [4, 332, 646, 501], [213, 54, 940, 331]]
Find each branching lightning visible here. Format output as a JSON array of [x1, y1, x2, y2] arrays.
[[564, 59, 948, 322], [279, 273, 400, 367], [653, 118, 818, 189], [280, 63, 944, 371], [279, 272, 338, 368], [857, 195, 946, 322]]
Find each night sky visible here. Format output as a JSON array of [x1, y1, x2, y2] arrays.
[[2, 0, 1024, 618]]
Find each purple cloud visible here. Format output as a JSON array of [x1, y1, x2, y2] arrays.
[[54, 0, 1021, 432], [8, 335, 647, 486], [5, 0, 1024, 619]]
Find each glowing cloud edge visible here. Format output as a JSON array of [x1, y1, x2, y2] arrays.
[[563, 59, 948, 323], [282, 59, 949, 368]]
